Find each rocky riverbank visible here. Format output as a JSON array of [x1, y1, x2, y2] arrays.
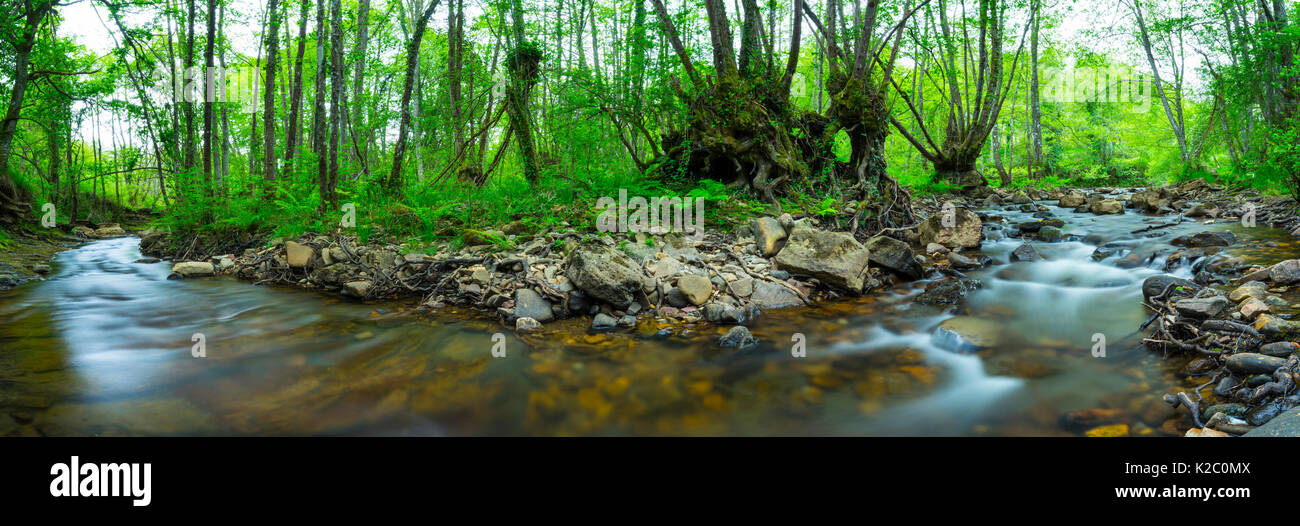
[[0, 222, 133, 291], [140, 181, 1299, 354]]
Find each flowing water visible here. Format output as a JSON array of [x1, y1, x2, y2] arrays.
[[3, 203, 1299, 436]]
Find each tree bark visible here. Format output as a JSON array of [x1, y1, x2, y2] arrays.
[[284, 0, 310, 176], [262, 0, 281, 187], [327, 0, 344, 208], [0, 0, 54, 222], [386, 0, 441, 192]]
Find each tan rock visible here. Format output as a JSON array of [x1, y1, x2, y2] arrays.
[[285, 241, 315, 269]]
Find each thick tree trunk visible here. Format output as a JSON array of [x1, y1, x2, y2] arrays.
[[0, 1, 53, 222], [505, 0, 542, 185]]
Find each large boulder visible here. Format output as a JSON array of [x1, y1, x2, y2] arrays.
[[1131, 187, 1174, 212], [934, 316, 1004, 352], [565, 244, 645, 309], [749, 281, 803, 309], [285, 241, 315, 269], [1244, 407, 1300, 437], [919, 207, 983, 249], [1269, 259, 1300, 285], [1090, 199, 1124, 215], [1058, 190, 1087, 208], [171, 261, 215, 278], [343, 280, 371, 298], [1142, 275, 1200, 300], [1171, 231, 1235, 248], [773, 222, 871, 292], [914, 277, 983, 308], [93, 224, 127, 238], [1009, 244, 1039, 262], [751, 217, 788, 257], [514, 288, 555, 322], [675, 274, 713, 305], [863, 235, 922, 280], [1254, 315, 1300, 340], [1174, 296, 1229, 319], [1224, 353, 1286, 376], [718, 326, 758, 349]]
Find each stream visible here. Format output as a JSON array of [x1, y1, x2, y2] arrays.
[[2, 202, 1298, 436]]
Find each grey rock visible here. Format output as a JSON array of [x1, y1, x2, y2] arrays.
[[343, 280, 372, 298], [591, 313, 618, 331], [1141, 275, 1200, 300], [751, 217, 788, 257], [1258, 342, 1299, 358], [864, 235, 922, 280], [1171, 231, 1236, 248], [1009, 244, 1039, 262], [514, 289, 555, 322], [773, 222, 871, 291], [1038, 226, 1063, 243], [1224, 353, 1286, 376], [676, 274, 713, 305], [1090, 199, 1124, 214], [1243, 406, 1300, 437], [566, 244, 645, 309], [728, 277, 754, 297], [1174, 296, 1229, 319], [919, 207, 983, 249], [914, 277, 983, 309], [718, 326, 758, 349], [749, 281, 803, 309], [1269, 259, 1300, 285]]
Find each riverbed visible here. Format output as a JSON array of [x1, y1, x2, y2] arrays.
[[2, 203, 1297, 436]]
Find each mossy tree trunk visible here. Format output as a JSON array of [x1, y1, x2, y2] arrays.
[[650, 0, 919, 235]]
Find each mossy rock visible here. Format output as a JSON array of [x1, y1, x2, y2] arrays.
[[462, 229, 506, 247]]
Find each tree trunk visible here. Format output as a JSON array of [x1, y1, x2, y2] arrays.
[[203, 0, 216, 198], [386, 0, 441, 192], [0, 1, 53, 222], [312, 0, 329, 204], [505, 0, 542, 185], [285, 0, 310, 175], [351, 0, 371, 177], [327, 0, 344, 209], [262, 0, 281, 186]]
